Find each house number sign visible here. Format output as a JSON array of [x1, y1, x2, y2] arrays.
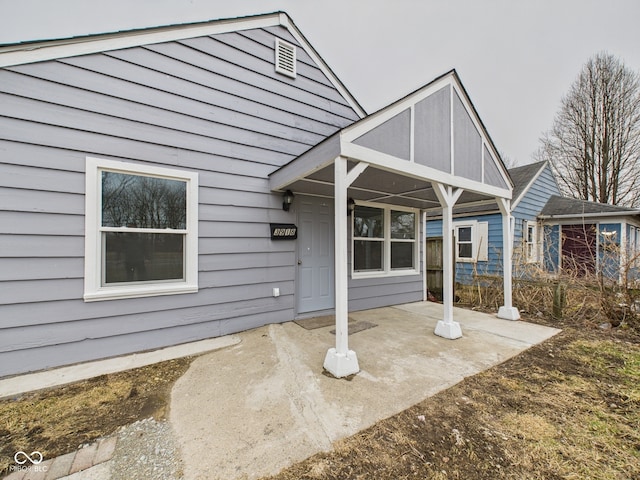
[[270, 223, 298, 240]]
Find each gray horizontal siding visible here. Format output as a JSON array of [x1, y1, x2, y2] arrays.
[[0, 24, 358, 377], [512, 165, 560, 244], [0, 281, 296, 329], [0, 308, 288, 378]]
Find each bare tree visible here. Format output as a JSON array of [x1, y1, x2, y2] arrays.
[[536, 52, 640, 207]]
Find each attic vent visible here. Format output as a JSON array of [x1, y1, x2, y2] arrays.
[[275, 38, 296, 78]]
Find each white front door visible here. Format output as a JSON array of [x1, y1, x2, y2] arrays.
[[297, 196, 334, 314]]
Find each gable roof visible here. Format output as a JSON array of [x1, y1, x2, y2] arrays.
[[338, 69, 512, 194], [539, 195, 640, 219], [0, 11, 366, 118], [509, 160, 548, 209], [271, 69, 513, 210]]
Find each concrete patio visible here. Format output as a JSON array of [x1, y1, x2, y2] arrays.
[[2, 301, 560, 480], [170, 301, 560, 480]]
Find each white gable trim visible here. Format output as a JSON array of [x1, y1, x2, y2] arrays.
[[510, 161, 549, 210], [0, 13, 282, 68], [0, 12, 366, 118], [339, 71, 511, 196], [278, 14, 366, 118], [340, 140, 511, 199]]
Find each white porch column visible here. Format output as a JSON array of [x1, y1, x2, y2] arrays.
[[432, 182, 463, 339], [497, 197, 520, 320], [324, 157, 367, 378]]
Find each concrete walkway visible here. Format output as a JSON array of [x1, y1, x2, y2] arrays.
[[172, 302, 559, 480], [3, 302, 560, 480]]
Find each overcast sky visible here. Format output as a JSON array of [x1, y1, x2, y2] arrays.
[[2, 0, 639, 166]]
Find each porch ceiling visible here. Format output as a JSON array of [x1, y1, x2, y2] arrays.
[[281, 159, 494, 209]]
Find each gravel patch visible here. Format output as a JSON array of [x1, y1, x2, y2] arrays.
[[109, 417, 183, 479]]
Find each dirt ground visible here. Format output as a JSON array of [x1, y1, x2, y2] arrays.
[[0, 357, 192, 475], [1, 316, 639, 479]]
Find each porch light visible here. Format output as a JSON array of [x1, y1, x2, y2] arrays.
[[347, 197, 355, 215], [282, 190, 294, 211]]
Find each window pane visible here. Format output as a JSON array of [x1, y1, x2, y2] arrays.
[[391, 242, 414, 269], [104, 232, 184, 284], [391, 211, 415, 239], [354, 240, 383, 271], [353, 206, 384, 238], [458, 243, 472, 258], [102, 171, 187, 229], [458, 226, 472, 242]]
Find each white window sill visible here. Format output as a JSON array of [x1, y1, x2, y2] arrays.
[[84, 283, 198, 302], [352, 269, 420, 280]]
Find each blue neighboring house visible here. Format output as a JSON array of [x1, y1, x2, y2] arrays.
[[426, 160, 640, 291], [540, 195, 640, 282], [426, 161, 559, 287]]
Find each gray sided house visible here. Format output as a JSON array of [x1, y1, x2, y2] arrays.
[[0, 12, 516, 379]]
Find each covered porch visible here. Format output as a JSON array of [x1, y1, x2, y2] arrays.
[[270, 70, 520, 378]]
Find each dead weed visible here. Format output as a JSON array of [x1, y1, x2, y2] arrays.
[[0, 357, 192, 476]]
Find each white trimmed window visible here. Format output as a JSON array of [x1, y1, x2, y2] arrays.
[[525, 221, 538, 263], [352, 203, 419, 277], [84, 157, 198, 301], [454, 220, 488, 262]]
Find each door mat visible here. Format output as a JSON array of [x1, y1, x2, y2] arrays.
[[294, 315, 355, 330], [330, 320, 378, 335]]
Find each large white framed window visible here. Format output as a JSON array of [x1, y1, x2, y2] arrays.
[[84, 157, 198, 301], [454, 220, 488, 262], [352, 203, 419, 277]]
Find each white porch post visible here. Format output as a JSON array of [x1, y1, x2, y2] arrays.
[[497, 197, 520, 320], [432, 182, 463, 339], [324, 156, 367, 378]]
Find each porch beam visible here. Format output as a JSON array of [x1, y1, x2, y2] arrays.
[[496, 197, 520, 321], [324, 156, 361, 378], [432, 182, 463, 339]]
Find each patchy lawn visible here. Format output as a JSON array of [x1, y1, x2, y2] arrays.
[[0, 357, 192, 476], [1, 321, 639, 479], [264, 326, 640, 480]]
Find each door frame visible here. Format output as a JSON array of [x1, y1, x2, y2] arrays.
[[295, 195, 335, 318]]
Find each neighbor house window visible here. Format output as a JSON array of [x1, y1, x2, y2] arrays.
[[456, 225, 473, 260], [454, 221, 488, 262], [353, 203, 418, 276], [526, 221, 538, 263], [84, 157, 198, 301]]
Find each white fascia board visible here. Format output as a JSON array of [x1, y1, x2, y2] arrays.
[[269, 134, 341, 192], [0, 13, 283, 68], [539, 213, 640, 222], [278, 13, 366, 119], [510, 161, 548, 210], [340, 141, 512, 200], [341, 74, 454, 142]]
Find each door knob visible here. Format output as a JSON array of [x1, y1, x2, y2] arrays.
[[298, 260, 302, 265]]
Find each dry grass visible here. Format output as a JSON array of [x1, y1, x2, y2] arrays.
[[1, 316, 639, 479], [0, 357, 192, 475], [264, 327, 640, 480]]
